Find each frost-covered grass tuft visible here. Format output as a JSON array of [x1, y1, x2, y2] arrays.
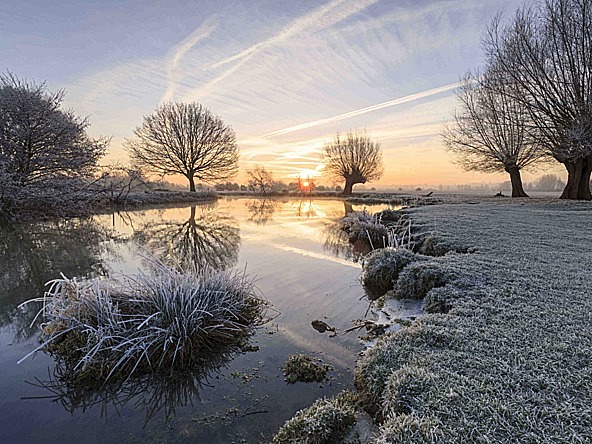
[[21, 257, 266, 379], [392, 261, 449, 300], [375, 413, 444, 443], [338, 210, 412, 251], [362, 248, 425, 296], [382, 365, 435, 416], [273, 391, 358, 444]]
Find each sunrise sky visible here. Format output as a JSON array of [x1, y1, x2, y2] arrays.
[[3, 0, 560, 188]]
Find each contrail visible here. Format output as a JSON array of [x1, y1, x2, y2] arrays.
[[162, 20, 217, 102], [186, 0, 381, 101], [262, 82, 460, 138]]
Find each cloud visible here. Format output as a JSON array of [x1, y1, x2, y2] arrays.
[[161, 20, 217, 102], [261, 82, 459, 138], [185, 0, 382, 102]]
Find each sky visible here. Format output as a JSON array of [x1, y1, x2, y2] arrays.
[[3, 0, 559, 188]]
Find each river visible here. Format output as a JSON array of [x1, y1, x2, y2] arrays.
[[0, 197, 397, 443]]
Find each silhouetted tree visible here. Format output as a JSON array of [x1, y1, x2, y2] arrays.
[[126, 102, 239, 192], [246, 165, 274, 195], [323, 131, 383, 196], [443, 71, 547, 197], [484, 0, 592, 199], [534, 173, 565, 191]]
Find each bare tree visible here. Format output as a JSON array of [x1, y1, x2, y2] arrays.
[[246, 165, 274, 195], [95, 163, 148, 205], [0, 73, 107, 188], [323, 131, 383, 196], [484, 0, 592, 200], [443, 71, 547, 197], [126, 102, 239, 192]]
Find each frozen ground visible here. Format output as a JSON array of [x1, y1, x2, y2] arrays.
[[356, 199, 592, 442]]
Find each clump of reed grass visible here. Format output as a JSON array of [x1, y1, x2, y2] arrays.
[[20, 256, 266, 380], [339, 210, 413, 253]]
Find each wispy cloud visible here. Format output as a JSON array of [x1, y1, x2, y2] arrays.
[[161, 20, 217, 102], [185, 0, 382, 101], [262, 83, 459, 138]]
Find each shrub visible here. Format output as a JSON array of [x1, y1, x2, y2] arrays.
[[274, 391, 358, 444]]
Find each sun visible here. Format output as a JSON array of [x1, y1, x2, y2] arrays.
[[302, 181, 309, 187]]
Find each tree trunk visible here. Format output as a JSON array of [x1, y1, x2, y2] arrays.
[[342, 179, 354, 196], [560, 157, 592, 200], [188, 175, 196, 192], [506, 166, 529, 198]]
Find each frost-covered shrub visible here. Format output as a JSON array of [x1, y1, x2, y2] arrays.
[[21, 257, 266, 379], [382, 366, 435, 416], [362, 248, 424, 296], [393, 262, 448, 300], [283, 354, 331, 384], [273, 391, 358, 444]]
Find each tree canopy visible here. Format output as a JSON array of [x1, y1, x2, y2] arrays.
[[0, 73, 107, 187], [126, 102, 239, 192], [484, 0, 592, 199], [443, 70, 547, 197], [323, 131, 383, 196]]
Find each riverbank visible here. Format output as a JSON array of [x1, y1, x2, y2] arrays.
[[1, 189, 218, 221], [276, 198, 592, 442]]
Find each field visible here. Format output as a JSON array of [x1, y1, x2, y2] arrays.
[[355, 199, 592, 442]]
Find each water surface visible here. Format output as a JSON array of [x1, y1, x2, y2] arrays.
[[0, 197, 396, 443]]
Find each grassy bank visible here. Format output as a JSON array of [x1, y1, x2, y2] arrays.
[[355, 200, 592, 442], [274, 198, 592, 442], [1, 189, 217, 221]]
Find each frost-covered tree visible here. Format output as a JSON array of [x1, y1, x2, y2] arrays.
[[125, 102, 239, 192], [0, 73, 107, 188], [323, 131, 383, 196], [443, 71, 547, 197], [484, 0, 592, 200]]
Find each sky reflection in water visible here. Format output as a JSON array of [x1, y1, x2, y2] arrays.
[[0, 197, 396, 443]]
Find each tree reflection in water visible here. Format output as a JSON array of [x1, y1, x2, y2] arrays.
[[26, 341, 252, 423], [322, 201, 372, 263], [0, 219, 110, 339], [245, 199, 278, 224], [134, 206, 240, 272]]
